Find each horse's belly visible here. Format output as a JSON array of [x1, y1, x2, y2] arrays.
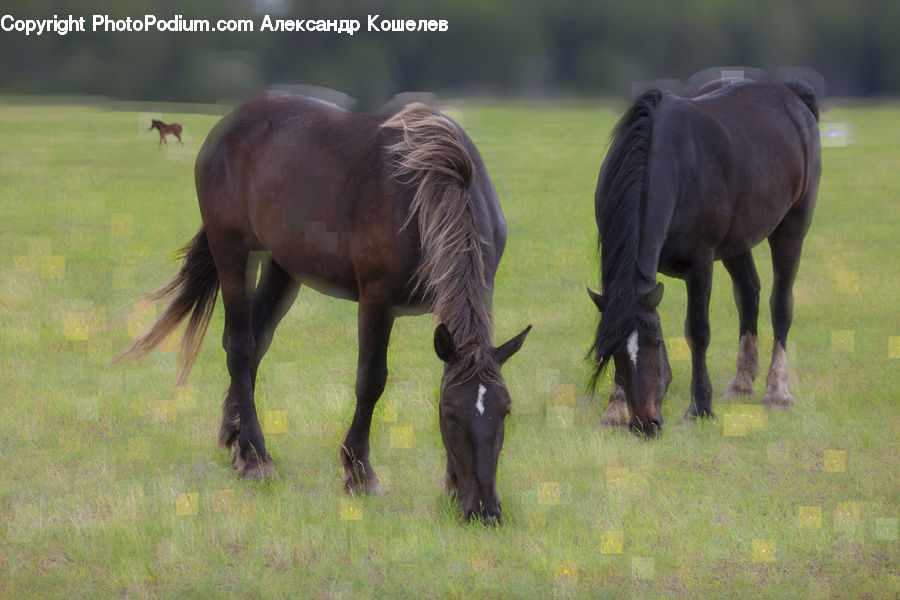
[[267, 245, 357, 297], [295, 272, 359, 301]]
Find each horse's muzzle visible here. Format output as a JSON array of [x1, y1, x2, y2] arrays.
[[630, 416, 663, 438]]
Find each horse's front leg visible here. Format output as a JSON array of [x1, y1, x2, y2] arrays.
[[340, 297, 394, 495], [683, 259, 715, 423], [598, 381, 629, 428]]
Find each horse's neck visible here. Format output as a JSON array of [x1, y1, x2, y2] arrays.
[[635, 192, 675, 292]]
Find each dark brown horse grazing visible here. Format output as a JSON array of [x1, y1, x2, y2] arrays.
[[149, 119, 182, 148], [588, 79, 821, 436], [123, 96, 530, 525]]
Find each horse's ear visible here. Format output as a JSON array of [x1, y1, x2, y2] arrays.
[[646, 282, 664, 309], [493, 325, 532, 366], [434, 324, 456, 363], [587, 288, 607, 312]]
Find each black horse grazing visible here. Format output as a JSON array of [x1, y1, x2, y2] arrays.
[[149, 119, 183, 148], [588, 79, 821, 436], [123, 97, 530, 524]]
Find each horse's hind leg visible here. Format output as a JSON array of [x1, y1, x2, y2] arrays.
[[211, 236, 276, 480], [763, 210, 809, 409], [340, 296, 394, 495], [722, 251, 761, 399], [251, 259, 300, 379], [218, 256, 300, 452]]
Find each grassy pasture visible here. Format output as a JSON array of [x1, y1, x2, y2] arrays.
[[0, 97, 898, 599]]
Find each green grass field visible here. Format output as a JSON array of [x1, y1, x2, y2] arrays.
[[1, 96, 898, 599]]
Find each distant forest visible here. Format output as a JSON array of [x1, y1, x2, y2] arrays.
[[1, 0, 897, 104]]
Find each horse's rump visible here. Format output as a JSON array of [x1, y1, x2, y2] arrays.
[[644, 81, 820, 260]]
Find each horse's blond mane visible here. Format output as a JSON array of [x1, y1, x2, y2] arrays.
[[382, 104, 498, 382]]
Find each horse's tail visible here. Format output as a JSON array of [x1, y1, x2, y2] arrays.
[[590, 89, 666, 389], [381, 104, 491, 343], [785, 79, 819, 122], [118, 227, 220, 384]]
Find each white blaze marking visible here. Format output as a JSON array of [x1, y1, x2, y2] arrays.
[[627, 330, 639, 366], [475, 383, 487, 416]]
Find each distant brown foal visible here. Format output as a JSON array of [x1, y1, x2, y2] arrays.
[[149, 119, 182, 148]]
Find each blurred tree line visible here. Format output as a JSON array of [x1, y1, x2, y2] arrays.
[[1, 0, 897, 105]]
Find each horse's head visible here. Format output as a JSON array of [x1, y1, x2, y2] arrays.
[[433, 323, 530, 525], [589, 282, 671, 437], [148, 120, 160, 130]]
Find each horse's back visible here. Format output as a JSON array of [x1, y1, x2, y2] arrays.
[[195, 96, 391, 226], [197, 96, 382, 168], [691, 80, 818, 135]]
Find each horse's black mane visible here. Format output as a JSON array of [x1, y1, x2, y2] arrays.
[[589, 89, 666, 387]]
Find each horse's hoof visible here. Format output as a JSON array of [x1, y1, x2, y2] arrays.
[[599, 399, 630, 429], [763, 390, 796, 410], [722, 378, 755, 400], [232, 446, 278, 481], [343, 473, 383, 496], [339, 446, 382, 495], [236, 459, 278, 482], [683, 410, 717, 425]]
